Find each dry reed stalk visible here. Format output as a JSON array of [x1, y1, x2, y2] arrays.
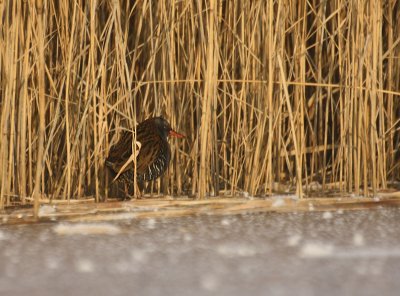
[[32, 0, 46, 217], [0, 0, 12, 208], [18, 0, 33, 204], [198, 0, 217, 199], [0, 0, 399, 209]]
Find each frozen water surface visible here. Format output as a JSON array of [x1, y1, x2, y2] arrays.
[[1, 208, 400, 296]]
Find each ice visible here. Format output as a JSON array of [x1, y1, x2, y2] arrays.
[[1, 207, 400, 295], [114, 260, 134, 273], [355, 260, 383, 276], [53, 223, 121, 235]]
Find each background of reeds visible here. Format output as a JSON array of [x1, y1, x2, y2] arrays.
[[1, 0, 400, 208]]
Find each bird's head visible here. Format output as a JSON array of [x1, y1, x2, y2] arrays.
[[153, 117, 185, 140]]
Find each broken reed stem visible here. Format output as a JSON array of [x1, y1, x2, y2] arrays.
[[0, 0, 399, 208]]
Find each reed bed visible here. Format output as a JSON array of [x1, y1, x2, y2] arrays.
[[1, 0, 400, 209]]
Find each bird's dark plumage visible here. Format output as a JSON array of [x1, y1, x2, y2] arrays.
[[105, 117, 184, 186]]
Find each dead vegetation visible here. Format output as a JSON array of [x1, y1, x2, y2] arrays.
[[1, 0, 400, 210]]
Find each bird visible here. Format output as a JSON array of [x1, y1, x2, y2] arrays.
[[105, 117, 184, 197]]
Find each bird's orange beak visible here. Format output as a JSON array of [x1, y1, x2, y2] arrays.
[[169, 130, 185, 138]]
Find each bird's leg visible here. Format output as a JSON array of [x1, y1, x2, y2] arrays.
[[119, 182, 132, 201]]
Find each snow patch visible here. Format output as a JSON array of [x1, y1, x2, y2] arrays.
[[272, 194, 298, 200], [217, 243, 257, 257], [242, 191, 254, 199], [301, 244, 400, 259], [308, 203, 315, 211], [53, 223, 121, 235], [309, 181, 322, 190], [322, 211, 333, 219], [130, 249, 148, 263], [272, 198, 285, 207], [45, 257, 60, 270], [145, 218, 156, 229], [200, 275, 219, 291], [0, 231, 7, 240], [38, 205, 56, 217], [75, 259, 95, 273], [332, 248, 400, 259], [183, 233, 192, 242], [300, 242, 334, 258], [353, 232, 365, 246], [287, 234, 301, 246]]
